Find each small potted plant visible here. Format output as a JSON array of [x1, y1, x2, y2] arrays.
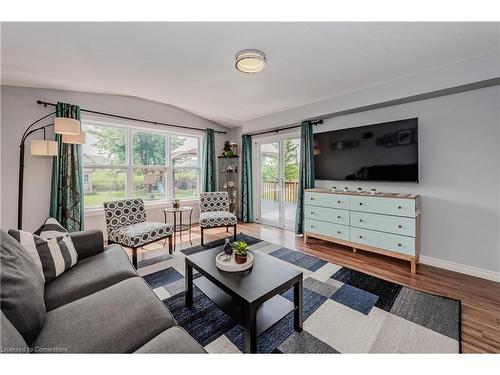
[[232, 241, 249, 264], [172, 199, 181, 209], [222, 141, 235, 157]]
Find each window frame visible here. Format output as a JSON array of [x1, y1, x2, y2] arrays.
[[170, 134, 202, 200], [82, 118, 202, 212]]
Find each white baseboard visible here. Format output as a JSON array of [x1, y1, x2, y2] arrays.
[[420, 255, 500, 283]]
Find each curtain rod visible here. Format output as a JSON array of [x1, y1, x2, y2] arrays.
[[36, 100, 227, 135], [248, 119, 324, 137]]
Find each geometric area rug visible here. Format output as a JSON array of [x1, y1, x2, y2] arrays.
[[140, 234, 461, 353]]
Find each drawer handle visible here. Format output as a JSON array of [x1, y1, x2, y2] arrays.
[[337, 200, 341, 204], [310, 225, 315, 229], [359, 219, 363, 222], [337, 231, 341, 234], [310, 211, 315, 214], [310, 197, 314, 200], [398, 206, 402, 209], [337, 215, 342, 219], [359, 235, 363, 239], [398, 225, 402, 229], [359, 202, 363, 206], [397, 243, 402, 247]]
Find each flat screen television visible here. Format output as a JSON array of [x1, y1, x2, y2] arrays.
[[313, 118, 418, 182]]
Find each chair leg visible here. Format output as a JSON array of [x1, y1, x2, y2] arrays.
[[201, 227, 204, 246], [233, 224, 237, 241], [168, 235, 173, 255], [132, 247, 138, 269]]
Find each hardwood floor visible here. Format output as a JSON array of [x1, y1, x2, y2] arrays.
[[127, 222, 500, 353]]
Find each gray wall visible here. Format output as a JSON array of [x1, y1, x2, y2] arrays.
[[313, 86, 500, 273], [240, 53, 500, 277], [247, 86, 500, 275], [1, 85, 230, 232]]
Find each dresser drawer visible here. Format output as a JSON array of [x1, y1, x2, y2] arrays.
[[305, 218, 350, 241], [305, 205, 349, 225], [350, 227, 416, 256], [305, 192, 349, 210], [350, 211, 416, 237], [350, 196, 416, 217]]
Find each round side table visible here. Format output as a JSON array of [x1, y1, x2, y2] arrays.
[[163, 206, 193, 251]]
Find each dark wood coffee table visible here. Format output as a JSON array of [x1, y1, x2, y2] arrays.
[[185, 246, 303, 353]]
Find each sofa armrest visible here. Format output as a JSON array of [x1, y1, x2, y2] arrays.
[[69, 230, 104, 260]]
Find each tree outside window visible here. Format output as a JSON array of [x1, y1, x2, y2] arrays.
[[82, 123, 200, 208]]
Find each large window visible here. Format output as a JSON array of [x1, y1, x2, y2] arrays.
[[171, 135, 199, 199], [82, 122, 201, 209]]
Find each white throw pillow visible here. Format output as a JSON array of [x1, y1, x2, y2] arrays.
[[8, 218, 78, 283]]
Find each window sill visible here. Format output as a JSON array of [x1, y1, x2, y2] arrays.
[[84, 198, 200, 217]]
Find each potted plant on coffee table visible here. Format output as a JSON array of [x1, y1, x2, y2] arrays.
[[232, 241, 249, 264]]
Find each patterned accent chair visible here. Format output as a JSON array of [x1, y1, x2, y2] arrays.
[[103, 198, 173, 269], [199, 192, 237, 246]]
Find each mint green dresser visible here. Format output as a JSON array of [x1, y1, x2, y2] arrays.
[[304, 189, 421, 273]]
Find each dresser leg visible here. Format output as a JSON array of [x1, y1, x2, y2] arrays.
[[304, 234, 308, 244], [411, 258, 417, 274]]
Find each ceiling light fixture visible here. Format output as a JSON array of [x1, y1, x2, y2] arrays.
[[235, 49, 266, 74]]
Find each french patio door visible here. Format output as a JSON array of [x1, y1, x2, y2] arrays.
[[255, 136, 300, 230]]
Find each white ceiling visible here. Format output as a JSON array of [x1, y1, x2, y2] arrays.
[[1, 22, 499, 127]]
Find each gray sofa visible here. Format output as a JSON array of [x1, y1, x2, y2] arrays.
[[0, 229, 204, 354]]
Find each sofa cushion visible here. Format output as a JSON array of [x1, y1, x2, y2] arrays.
[[32, 277, 174, 353], [135, 327, 205, 353], [199, 211, 237, 228], [69, 230, 104, 260], [1, 311, 29, 354], [44, 244, 137, 310], [1, 230, 46, 344], [108, 222, 173, 247], [36, 217, 68, 239], [8, 228, 78, 282]]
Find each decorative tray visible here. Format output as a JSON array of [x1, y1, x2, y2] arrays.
[[215, 252, 254, 272]]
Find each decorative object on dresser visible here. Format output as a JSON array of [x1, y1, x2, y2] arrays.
[[304, 189, 421, 273], [218, 155, 239, 216]]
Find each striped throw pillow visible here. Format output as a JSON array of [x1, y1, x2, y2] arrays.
[[8, 218, 78, 283]]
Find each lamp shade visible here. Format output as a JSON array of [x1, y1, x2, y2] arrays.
[[31, 140, 58, 156], [62, 130, 86, 144], [54, 117, 81, 135]]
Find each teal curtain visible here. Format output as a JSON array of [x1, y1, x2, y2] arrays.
[[202, 128, 216, 192], [50, 102, 83, 232], [240, 134, 253, 222], [295, 121, 315, 234]]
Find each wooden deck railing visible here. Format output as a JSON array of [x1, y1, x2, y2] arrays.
[[261, 180, 298, 203]]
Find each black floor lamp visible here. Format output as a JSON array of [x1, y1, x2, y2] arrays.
[[18, 111, 85, 229]]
